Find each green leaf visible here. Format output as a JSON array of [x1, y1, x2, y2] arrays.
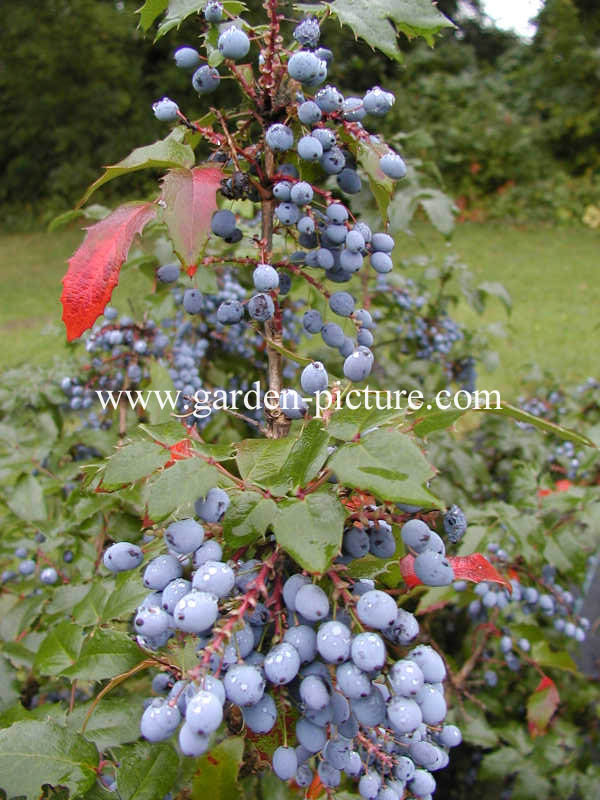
[[72, 582, 112, 626], [155, 0, 207, 39], [457, 706, 499, 748], [420, 188, 456, 236], [67, 697, 143, 750], [144, 457, 227, 521], [356, 136, 395, 221], [477, 281, 513, 313], [146, 361, 177, 424], [34, 621, 85, 676], [321, 0, 454, 60], [0, 720, 99, 800], [0, 657, 19, 712], [409, 406, 464, 436], [222, 491, 277, 549], [61, 630, 142, 681], [480, 746, 522, 779], [530, 642, 578, 674], [117, 741, 180, 800], [480, 403, 596, 448], [138, 0, 169, 30], [273, 492, 345, 573], [6, 473, 46, 521], [327, 402, 404, 441], [235, 438, 295, 494], [527, 681, 560, 737], [329, 430, 441, 507], [103, 441, 168, 488], [79, 128, 194, 206], [280, 419, 330, 488], [102, 571, 150, 621], [191, 737, 244, 800]]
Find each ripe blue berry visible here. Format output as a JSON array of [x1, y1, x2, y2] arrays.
[[152, 97, 179, 122], [165, 518, 204, 554], [253, 264, 279, 291], [247, 293, 275, 321], [300, 362, 328, 394], [174, 47, 201, 70], [218, 27, 250, 60], [104, 542, 144, 573], [192, 65, 220, 93], [266, 123, 294, 151], [379, 153, 407, 179], [211, 210, 237, 238]]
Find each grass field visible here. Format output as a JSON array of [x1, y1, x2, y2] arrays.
[[0, 222, 597, 400]]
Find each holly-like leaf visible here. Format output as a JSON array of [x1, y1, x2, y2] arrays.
[[527, 676, 560, 737], [327, 403, 404, 441], [61, 630, 142, 681], [222, 491, 278, 549], [61, 203, 157, 341], [191, 737, 244, 799], [236, 437, 295, 494], [67, 697, 143, 750], [530, 641, 578, 674], [160, 166, 223, 268], [6, 473, 47, 522], [273, 493, 345, 573], [103, 440, 169, 488], [155, 1, 247, 39], [315, 0, 454, 60], [79, 128, 194, 206], [34, 621, 86, 676], [399, 552, 511, 590], [420, 188, 456, 236], [138, 0, 169, 31], [280, 419, 330, 488], [329, 430, 441, 508], [117, 741, 180, 800], [0, 720, 99, 800], [410, 406, 464, 436], [102, 572, 151, 622], [356, 136, 395, 221], [143, 456, 229, 520]]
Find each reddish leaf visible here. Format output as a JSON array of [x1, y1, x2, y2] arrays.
[[160, 166, 223, 270], [450, 553, 512, 591], [61, 203, 156, 341], [399, 552, 511, 591], [164, 438, 194, 468], [307, 774, 324, 799], [527, 675, 559, 737]]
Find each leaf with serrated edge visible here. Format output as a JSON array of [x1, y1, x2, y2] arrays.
[[103, 441, 169, 488], [144, 457, 229, 521], [222, 491, 278, 550], [61, 630, 142, 681], [79, 129, 194, 206], [0, 720, 99, 800], [314, 0, 454, 60], [117, 741, 180, 800], [274, 493, 345, 573], [329, 429, 441, 507], [191, 737, 244, 799], [160, 167, 223, 268], [35, 621, 85, 676]]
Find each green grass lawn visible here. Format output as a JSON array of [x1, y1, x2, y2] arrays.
[[0, 223, 598, 401]]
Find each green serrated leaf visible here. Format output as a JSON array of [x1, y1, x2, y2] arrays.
[[72, 581, 112, 626], [6, 473, 47, 521], [67, 697, 143, 750], [222, 490, 277, 549], [0, 720, 99, 800], [329, 429, 441, 507], [0, 657, 19, 712], [61, 630, 142, 681], [35, 621, 85, 676], [479, 403, 596, 448], [280, 419, 329, 488], [191, 737, 244, 800], [327, 401, 404, 441], [274, 492, 345, 573], [530, 641, 578, 674], [117, 741, 180, 800], [323, 0, 454, 60], [410, 406, 464, 436], [144, 457, 228, 521], [79, 129, 194, 206], [138, 0, 169, 31], [235, 437, 294, 494], [103, 441, 168, 489], [155, 0, 206, 39], [102, 571, 150, 622]]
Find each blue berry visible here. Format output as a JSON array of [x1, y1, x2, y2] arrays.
[[297, 135, 323, 161], [288, 51, 322, 83], [315, 85, 344, 113], [300, 362, 328, 394], [279, 388, 308, 420], [152, 97, 179, 122], [266, 123, 294, 151], [253, 264, 279, 291], [211, 210, 237, 238], [247, 293, 275, 321], [173, 590, 218, 633], [379, 153, 407, 179], [192, 65, 220, 93], [174, 47, 201, 70], [298, 100, 322, 125], [165, 518, 205, 554], [293, 17, 320, 48], [218, 27, 250, 60], [104, 542, 144, 573], [204, 1, 223, 22]]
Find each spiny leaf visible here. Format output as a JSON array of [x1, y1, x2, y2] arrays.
[[61, 203, 157, 341], [117, 741, 180, 800], [160, 166, 223, 269], [79, 128, 194, 206], [527, 676, 560, 737], [0, 720, 99, 800], [316, 0, 454, 61], [273, 493, 346, 573]]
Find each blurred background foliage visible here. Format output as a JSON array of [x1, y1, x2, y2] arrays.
[[0, 0, 599, 229]]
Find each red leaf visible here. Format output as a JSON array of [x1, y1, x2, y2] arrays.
[[160, 166, 223, 270], [450, 553, 512, 591], [164, 438, 194, 468], [538, 479, 573, 498], [307, 774, 324, 799], [528, 675, 559, 737], [399, 552, 512, 591], [61, 203, 156, 341]]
